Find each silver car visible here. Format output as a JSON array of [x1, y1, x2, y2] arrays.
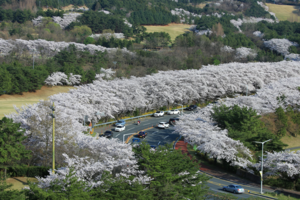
[[222, 185, 244, 194]]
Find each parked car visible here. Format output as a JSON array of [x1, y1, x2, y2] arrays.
[[138, 131, 147, 138], [131, 138, 141, 147], [154, 111, 164, 117], [169, 118, 180, 125], [157, 122, 169, 129], [167, 109, 180, 115], [185, 105, 198, 111], [222, 185, 244, 194], [150, 145, 157, 150], [115, 120, 126, 126], [115, 125, 125, 132], [100, 131, 113, 138]]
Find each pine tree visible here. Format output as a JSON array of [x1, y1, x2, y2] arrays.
[[0, 117, 31, 178], [133, 142, 209, 199]]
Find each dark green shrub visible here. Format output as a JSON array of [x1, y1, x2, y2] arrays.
[[7, 166, 50, 177]]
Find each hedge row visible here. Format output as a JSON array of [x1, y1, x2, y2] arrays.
[[7, 166, 50, 177]]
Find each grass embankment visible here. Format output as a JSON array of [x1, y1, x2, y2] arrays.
[[260, 112, 300, 149], [0, 86, 75, 119], [143, 23, 192, 41], [266, 3, 300, 21], [195, 2, 211, 8], [6, 177, 38, 190], [42, 4, 88, 11]]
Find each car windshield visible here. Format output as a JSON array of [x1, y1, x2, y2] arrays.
[[139, 132, 145, 134], [117, 120, 123, 123], [156, 111, 160, 113], [105, 131, 111, 134], [159, 123, 164, 125], [171, 110, 174, 111], [235, 186, 242, 188], [116, 126, 123, 128]]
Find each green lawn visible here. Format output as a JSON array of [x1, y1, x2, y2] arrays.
[[0, 86, 75, 119], [6, 177, 38, 190], [266, 3, 300, 21], [143, 23, 192, 41]]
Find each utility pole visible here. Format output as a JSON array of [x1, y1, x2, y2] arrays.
[[49, 103, 56, 174], [254, 139, 272, 194]]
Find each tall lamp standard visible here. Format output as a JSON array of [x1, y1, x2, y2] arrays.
[[49, 102, 56, 174], [254, 139, 272, 194], [176, 103, 183, 115]]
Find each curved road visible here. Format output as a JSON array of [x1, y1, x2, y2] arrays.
[[94, 112, 276, 199]]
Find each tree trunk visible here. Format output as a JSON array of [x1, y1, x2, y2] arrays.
[[4, 167, 7, 179]]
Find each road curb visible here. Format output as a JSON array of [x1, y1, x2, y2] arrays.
[[173, 135, 182, 149], [125, 126, 154, 144]]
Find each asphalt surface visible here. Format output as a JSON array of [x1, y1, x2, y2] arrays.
[[94, 111, 276, 199]]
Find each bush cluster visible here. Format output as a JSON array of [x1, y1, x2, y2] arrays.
[[7, 166, 50, 177]]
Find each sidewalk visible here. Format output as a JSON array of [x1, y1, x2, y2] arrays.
[[175, 140, 300, 199]]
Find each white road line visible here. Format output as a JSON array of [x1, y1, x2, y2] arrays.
[[152, 131, 158, 134], [127, 128, 134, 130], [116, 134, 120, 137], [164, 136, 169, 139], [158, 141, 160, 145]]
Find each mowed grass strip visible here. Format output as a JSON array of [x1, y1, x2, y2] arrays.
[[6, 177, 38, 190], [266, 3, 300, 21], [0, 86, 75, 119], [143, 23, 192, 41]]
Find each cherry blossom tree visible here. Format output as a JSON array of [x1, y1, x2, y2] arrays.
[[44, 72, 82, 86], [253, 150, 300, 189]]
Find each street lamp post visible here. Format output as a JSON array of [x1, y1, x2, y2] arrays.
[[31, 49, 36, 69], [49, 102, 56, 174], [113, 61, 117, 69], [254, 139, 272, 194], [177, 104, 183, 115]]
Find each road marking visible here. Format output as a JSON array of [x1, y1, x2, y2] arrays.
[[127, 128, 134, 131], [116, 134, 120, 137], [144, 123, 150, 125], [152, 131, 158, 134], [164, 136, 169, 139], [158, 141, 160, 145]]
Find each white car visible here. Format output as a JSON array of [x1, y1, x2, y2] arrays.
[[157, 122, 169, 129], [167, 109, 180, 115], [154, 111, 164, 117], [115, 125, 125, 132]]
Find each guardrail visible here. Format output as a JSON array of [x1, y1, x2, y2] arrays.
[[94, 107, 188, 128]]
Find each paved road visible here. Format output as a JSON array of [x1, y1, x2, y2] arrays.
[[207, 175, 275, 199], [94, 111, 192, 143], [94, 111, 275, 199]]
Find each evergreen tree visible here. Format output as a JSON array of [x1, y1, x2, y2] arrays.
[[133, 142, 210, 199], [0, 117, 31, 178]]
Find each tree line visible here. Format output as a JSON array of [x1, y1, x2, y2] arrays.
[[0, 45, 107, 95], [0, 7, 64, 23], [67, 11, 134, 36]]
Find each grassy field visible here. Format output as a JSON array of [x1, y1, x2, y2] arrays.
[[0, 86, 75, 119], [42, 4, 88, 11], [143, 23, 192, 41], [266, 3, 300, 21], [6, 177, 38, 190], [195, 2, 211, 8], [281, 135, 300, 149]]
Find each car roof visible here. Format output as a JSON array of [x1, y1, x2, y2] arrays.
[[105, 131, 112, 133]]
